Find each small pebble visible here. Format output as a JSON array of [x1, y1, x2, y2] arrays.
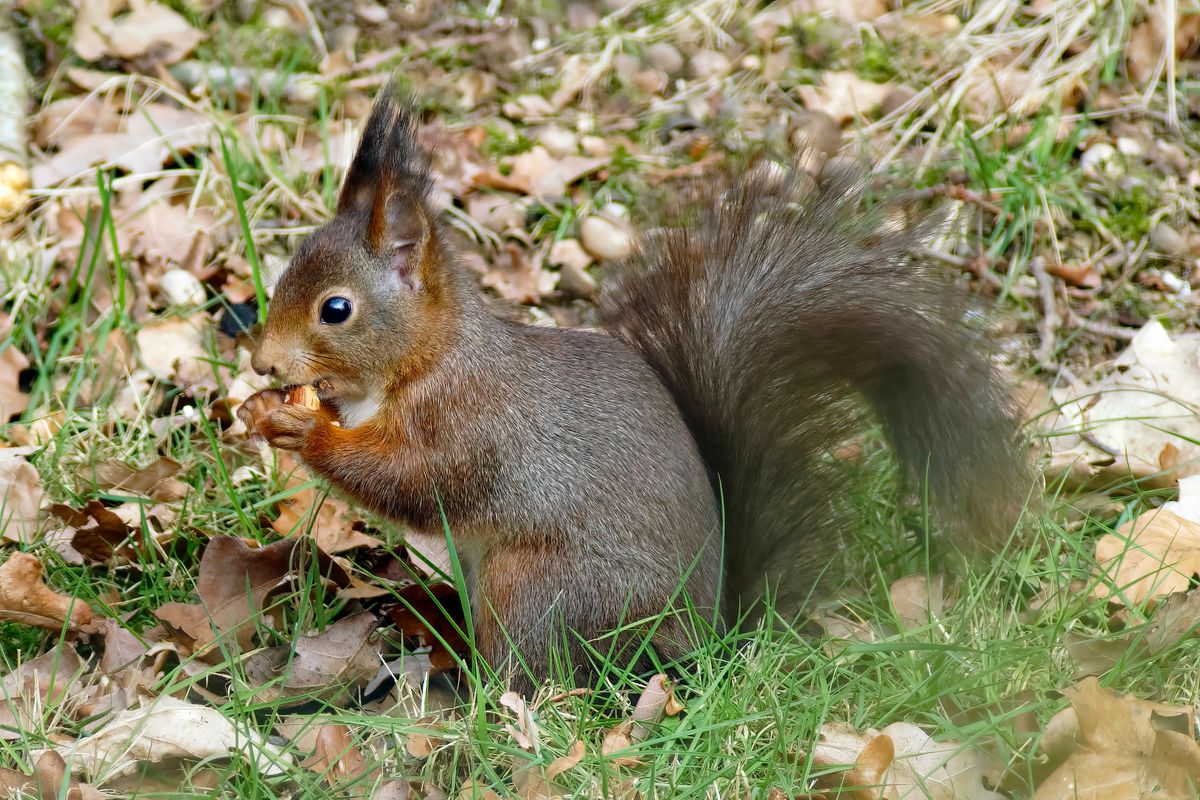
[[1080, 142, 1118, 179], [159, 268, 206, 307], [1115, 136, 1144, 157], [1151, 222, 1189, 258], [580, 216, 634, 262], [643, 42, 684, 75], [219, 302, 259, 339], [689, 50, 731, 81], [537, 125, 579, 157]]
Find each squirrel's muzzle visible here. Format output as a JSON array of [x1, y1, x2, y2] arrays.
[[251, 336, 285, 377]]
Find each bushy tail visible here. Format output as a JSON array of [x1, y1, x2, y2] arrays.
[[600, 165, 1032, 617]]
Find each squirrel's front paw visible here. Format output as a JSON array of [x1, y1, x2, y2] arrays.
[[259, 404, 323, 451], [238, 389, 324, 451]]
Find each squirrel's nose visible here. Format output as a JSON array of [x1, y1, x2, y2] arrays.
[[251, 338, 281, 376]]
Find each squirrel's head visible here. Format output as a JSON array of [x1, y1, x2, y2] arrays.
[[251, 87, 457, 407]]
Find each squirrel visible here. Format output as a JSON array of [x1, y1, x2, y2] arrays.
[[238, 85, 1031, 694]]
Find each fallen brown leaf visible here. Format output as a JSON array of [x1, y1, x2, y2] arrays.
[[72, 0, 204, 66], [501, 146, 606, 201], [481, 244, 556, 304], [501, 690, 541, 752], [0, 552, 95, 630], [34, 103, 212, 188], [152, 536, 300, 656], [796, 72, 892, 124], [1093, 505, 1200, 606], [0, 449, 43, 544], [601, 674, 671, 767], [1067, 588, 1200, 675], [84, 456, 189, 502], [273, 454, 381, 555], [889, 574, 950, 631], [384, 579, 469, 674], [1033, 677, 1200, 799], [244, 612, 381, 705], [300, 724, 371, 785], [1046, 321, 1200, 489], [0, 645, 85, 740], [807, 720, 1004, 799], [56, 693, 290, 782]]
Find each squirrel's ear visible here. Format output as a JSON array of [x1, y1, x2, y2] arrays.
[[338, 82, 441, 292], [338, 82, 431, 215], [371, 187, 438, 293]]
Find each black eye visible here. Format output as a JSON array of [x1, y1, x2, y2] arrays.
[[319, 296, 353, 324]]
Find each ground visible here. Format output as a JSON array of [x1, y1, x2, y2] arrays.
[[1, 0, 1200, 798]]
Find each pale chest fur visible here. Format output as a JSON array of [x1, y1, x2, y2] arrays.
[[338, 395, 382, 428]]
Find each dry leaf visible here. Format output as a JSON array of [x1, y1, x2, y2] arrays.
[[501, 691, 541, 753], [1093, 478, 1200, 605], [0, 646, 85, 740], [1047, 322, 1200, 488], [135, 314, 214, 393], [889, 574, 949, 631], [0, 552, 95, 630], [300, 724, 370, 784], [1033, 678, 1200, 799], [72, 0, 204, 66], [0, 751, 105, 800], [273, 454, 381, 554], [384, 579, 470, 674], [502, 146, 606, 201], [546, 740, 585, 780], [45, 499, 174, 564], [56, 693, 290, 782], [152, 536, 301, 655], [244, 612, 381, 704], [796, 72, 892, 124], [808, 720, 1004, 799], [0, 343, 29, 423], [95, 617, 150, 674], [601, 674, 671, 767], [1069, 589, 1200, 674], [85, 456, 189, 502], [35, 103, 211, 188], [481, 244, 556, 304], [0, 450, 43, 544]]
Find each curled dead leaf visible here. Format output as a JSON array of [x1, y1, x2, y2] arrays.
[[1033, 677, 1200, 799], [300, 724, 370, 784], [55, 694, 291, 782], [0, 450, 43, 544], [1093, 504, 1200, 606], [273, 454, 381, 555], [0, 552, 95, 630]]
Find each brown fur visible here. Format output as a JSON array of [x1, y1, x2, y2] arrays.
[[242, 86, 1031, 693]]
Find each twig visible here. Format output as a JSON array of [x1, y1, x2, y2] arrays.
[[918, 247, 1036, 299], [1064, 310, 1138, 342], [1030, 256, 1061, 366]]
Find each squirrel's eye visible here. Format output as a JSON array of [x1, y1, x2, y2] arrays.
[[319, 296, 353, 325]]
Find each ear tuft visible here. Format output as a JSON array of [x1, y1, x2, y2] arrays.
[[338, 81, 433, 216]]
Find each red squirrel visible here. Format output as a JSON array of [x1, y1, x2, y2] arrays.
[[238, 86, 1030, 693]]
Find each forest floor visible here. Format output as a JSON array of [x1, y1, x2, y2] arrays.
[[2, 0, 1200, 798]]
